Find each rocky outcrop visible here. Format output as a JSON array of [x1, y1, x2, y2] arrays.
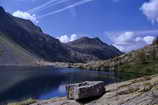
[[66, 81, 105, 100]]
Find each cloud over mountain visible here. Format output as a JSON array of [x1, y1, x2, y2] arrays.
[[57, 34, 78, 43], [108, 31, 156, 52], [12, 10, 38, 24]]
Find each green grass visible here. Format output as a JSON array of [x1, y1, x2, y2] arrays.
[[118, 60, 158, 81]]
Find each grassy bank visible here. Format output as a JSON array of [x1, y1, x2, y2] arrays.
[[70, 43, 158, 81], [118, 59, 158, 80], [118, 43, 158, 80]]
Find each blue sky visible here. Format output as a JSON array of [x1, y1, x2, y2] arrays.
[[1, 0, 158, 52]]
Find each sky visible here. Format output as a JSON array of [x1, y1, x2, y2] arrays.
[[1, 0, 158, 52]]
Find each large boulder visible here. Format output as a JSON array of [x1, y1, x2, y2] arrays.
[[66, 81, 105, 100]]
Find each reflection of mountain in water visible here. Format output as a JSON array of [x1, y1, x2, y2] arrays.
[[1, 74, 65, 102], [0, 67, 115, 104], [0, 67, 65, 103]]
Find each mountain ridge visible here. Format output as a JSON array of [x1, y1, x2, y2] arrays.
[[67, 36, 122, 60], [0, 7, 122, 64]]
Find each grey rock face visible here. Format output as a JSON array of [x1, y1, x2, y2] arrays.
[[66, 81, 105, 100]]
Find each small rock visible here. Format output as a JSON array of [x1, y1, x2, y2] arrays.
[[66, 81, 105, 100]]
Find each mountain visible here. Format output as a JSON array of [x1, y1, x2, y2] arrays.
[[0, 7, 122, 64], [71, 41, 158, 80], [67, 37, 122, 60], [0, 7, 72, 63], [0, 32, 38, 65]]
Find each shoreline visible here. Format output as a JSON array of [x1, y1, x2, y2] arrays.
[[8, 74, 158, 105]]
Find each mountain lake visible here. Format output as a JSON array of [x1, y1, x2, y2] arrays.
[[0, 66, 116, 104]]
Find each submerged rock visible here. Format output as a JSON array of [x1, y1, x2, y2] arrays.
[[66, 81, 105, 100]]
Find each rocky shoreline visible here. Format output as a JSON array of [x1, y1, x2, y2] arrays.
[[32, 75, 158, 105], [17, 75, 158, 105]]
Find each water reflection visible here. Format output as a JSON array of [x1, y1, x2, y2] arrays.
[[0, 66, 115, 103]]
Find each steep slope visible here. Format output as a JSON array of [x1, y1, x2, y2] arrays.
[[67, 37, 122, 60], [0, 32, 38, 65], [0, 7, 71, 62]]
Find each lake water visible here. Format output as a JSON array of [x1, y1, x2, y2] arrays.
[[0, 66, 116, 104]]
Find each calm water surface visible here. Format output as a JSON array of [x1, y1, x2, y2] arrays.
[[0, 66, 115, 103]]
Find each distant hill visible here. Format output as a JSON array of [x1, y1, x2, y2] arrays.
[[70, 42, 158, 80], [0, 7, 122, 64], [67, 37, 122, 60]]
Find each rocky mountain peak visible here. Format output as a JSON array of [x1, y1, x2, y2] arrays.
[[78, 37, 101, 41], [0, 7, 5, 15], [68, 36, 107, 46]]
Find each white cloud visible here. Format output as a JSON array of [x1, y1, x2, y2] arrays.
[[108, 31, 156, 52], [114, 32, 136, 45], [143, 36, 155, 44], [70, 34, 78, 41], [12, 10, 38, 24], [140, 0, 158, 23], [135, 37, 143, 42], [113, 44, 125, 52], [57, 34, 78, 43], [57, 35, 70, 43], [38, 0, 95, 19]]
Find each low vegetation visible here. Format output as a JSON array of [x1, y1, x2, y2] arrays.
[[70, 38, 158, 81], [118, 59, 158, 80], [7, 98, 36, 105], [118, 41, 158, 80]]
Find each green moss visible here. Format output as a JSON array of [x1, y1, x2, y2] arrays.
[[117, 87, 139, 95], [139, 82, 153, 92], [131, 76, 152, 84], [118, 83, 132, 89]]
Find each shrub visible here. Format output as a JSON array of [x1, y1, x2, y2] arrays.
[[136, 50, 147, 64]]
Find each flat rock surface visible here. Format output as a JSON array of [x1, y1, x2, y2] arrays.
[[31, 75, 158, 105], [32, 97, 81, 105]]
